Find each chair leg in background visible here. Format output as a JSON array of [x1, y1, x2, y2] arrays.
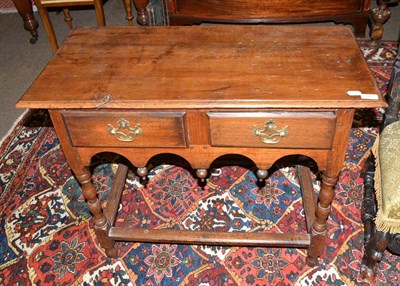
[[94, 0, 106, 26], [63, 8, 73, 29], [34, 0, 58, 53], [361, 231, 390, 282]]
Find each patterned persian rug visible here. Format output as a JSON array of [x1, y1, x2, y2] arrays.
[[0, 41, 398, 286]]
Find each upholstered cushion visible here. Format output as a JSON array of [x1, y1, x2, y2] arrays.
[[373, 121, 400, 234]]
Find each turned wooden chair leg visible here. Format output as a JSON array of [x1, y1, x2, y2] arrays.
[[132, 0, 150, 25], [12, 0, 39, 43], [361, 231, 390, 281], [369, 1, 391, 47], [63, 8, 73, 29], [362, 157, 376, 244], [122, 0, 134, 25]]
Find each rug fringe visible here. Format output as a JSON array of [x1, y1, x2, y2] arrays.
[[0, 109, 29, 147]]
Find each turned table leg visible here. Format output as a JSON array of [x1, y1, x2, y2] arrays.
[[304, 109, 355, 266], [48, 110, 118, 257], [306, 173, 338, 266], [12, 0, 39, 43], [75, 167, 117, 258]]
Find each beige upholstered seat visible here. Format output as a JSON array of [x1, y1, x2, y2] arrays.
[[34, 0, 105, 53], [361, 47, 400, 282], [373, 121, 400, 232]]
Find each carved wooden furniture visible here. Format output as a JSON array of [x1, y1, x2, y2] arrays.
[[12, 0, 39, 44], [369, 0, 399, 46], [136, 0, 370, 37], [123, 0, 150, 25], [16, 26, 386, 266], [361, 47, 400, 281], [33, 0, 106, 53]]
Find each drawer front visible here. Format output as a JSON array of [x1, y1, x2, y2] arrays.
[[208, 112, 336, 149], [62, 111, 187, 147]]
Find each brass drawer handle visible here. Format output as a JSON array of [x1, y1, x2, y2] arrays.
[[107, 118, 143, 142], [253, 120, 288, 144]]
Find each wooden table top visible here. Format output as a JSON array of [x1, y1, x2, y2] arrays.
[[17, 26, 386, 109]]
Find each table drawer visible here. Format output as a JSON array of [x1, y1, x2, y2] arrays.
[[62, 111, 187, 147], [208, 112, 336, 149]]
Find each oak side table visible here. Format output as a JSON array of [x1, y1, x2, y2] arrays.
[[16, 26, 386, 266]]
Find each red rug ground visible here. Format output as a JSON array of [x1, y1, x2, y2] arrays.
[[0, 41, 398, 285]]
